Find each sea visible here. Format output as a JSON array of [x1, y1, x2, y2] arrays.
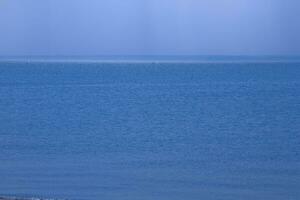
[[0, 56, 299, 200]]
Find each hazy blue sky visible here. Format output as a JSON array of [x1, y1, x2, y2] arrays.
[[0, 0, 300, 56]]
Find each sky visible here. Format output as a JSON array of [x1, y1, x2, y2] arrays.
[[0, 0, 300, 56]]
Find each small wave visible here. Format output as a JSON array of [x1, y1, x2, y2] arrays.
[[0, 197, 66, 200]]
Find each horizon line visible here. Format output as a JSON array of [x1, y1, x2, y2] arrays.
[[1, 55, 300, 64]]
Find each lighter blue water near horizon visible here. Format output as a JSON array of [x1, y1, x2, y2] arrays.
[[0, 61, 299, 200]]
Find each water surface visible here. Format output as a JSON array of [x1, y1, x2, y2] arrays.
[[0, 61, 299, 200]]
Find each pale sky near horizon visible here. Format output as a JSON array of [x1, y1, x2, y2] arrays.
[[0, 0, 300, 56]]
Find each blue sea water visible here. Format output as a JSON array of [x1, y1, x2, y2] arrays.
[[0, 60, 299, 200]]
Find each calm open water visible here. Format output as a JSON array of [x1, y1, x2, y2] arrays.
[[0, 61, 299, 200]]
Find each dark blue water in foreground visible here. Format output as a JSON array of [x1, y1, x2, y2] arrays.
[[0, 61, 299, 200]]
